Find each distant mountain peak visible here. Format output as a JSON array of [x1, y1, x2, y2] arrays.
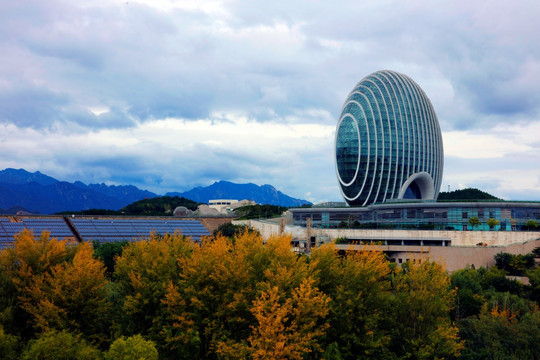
[[0, 168, 311, 213], [166, 181, 311, 207], [0, 168, 158, 214], [0, 168, 58, 186]]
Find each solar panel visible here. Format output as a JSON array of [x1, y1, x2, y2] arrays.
[[69, 218, 210, 243], [0, 216, 211, 247], [19, 219, 74, 240]]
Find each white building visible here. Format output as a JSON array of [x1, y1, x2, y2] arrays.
[[208, 199, 257, 214]]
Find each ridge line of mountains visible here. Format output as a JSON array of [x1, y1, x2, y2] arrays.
[[0, 168, 311, 214]]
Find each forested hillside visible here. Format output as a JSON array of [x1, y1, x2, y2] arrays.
[[56, 196, 200, 216], [0, 230, 538, 359], [438, 188, 500, 201], [234, 204, 288, 219]]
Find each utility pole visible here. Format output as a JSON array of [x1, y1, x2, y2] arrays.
[[306, 217, 312, 253], [279, 217, 285, 235]]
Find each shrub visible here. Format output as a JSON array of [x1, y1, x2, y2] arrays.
[[106, 334, 158, 360]]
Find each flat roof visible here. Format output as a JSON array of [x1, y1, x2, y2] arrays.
[[290, 201, 540, 213]]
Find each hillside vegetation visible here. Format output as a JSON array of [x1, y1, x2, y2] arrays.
[[234, 204, 288, 219], [56, 196, 199, 216], [0, 230, 538, 359], [438, 188, 500, 201]]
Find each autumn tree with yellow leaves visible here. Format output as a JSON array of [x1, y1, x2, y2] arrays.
[[18, 241, 109, 342], [163, 231, 331, 359], [0, 229, 108, 342], [112, 232, 193, 346], [249, 278, 330, 360], [2, 228, 539, 359]]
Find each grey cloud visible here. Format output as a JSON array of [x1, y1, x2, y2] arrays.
[[25, 41, 104, 71], [94, 108, 136, 128], [57, 107, 136, 129], [128, 92, 212, 121], [2, 0, 540, 202], [3, 0, 540, 133], [0, 86, 68, 127]]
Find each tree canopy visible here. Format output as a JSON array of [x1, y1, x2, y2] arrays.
[[0, 229, 539, 359], [438, 188, 500, 201]]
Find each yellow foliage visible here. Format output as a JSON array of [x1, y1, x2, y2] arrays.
[[249, 278, 330, 360], [0, 229, 68, 283], [489, 305, 519, 323], [114, 232, 193, 319], [17, 241, 108, 335]]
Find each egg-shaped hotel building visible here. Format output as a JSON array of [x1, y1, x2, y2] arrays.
[[335, 70, 443, 206], [285, 70, 540, 268]]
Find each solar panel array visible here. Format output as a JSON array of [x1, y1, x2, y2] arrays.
[[70, 218, 210, 243], [0, 217, 211, 249], [0, 218, 74, 250]]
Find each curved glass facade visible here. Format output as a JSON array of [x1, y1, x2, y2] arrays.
[[335, 70, 443, 206]]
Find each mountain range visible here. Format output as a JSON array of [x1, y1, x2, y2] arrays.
[[166, 181, 310, 208], [0, 168, 311, 214]]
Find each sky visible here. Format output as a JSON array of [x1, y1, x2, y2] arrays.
[[1, 0, 540, 203]]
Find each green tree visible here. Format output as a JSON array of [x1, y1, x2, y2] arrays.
[[92, 240, 129, 276], [334, 237, 348, 244], [322, 342, 344, 360], [481, 266, 524, 295], [120, 196, 199, 215], [468, 216, 480, 229], [311, 245, 393, 359], [212, 222, 257, 238], [494, 252, 535, 276], [451, 267, 484, 319], [458, 300, 540, 359], [0, 325, 19, 360], [234, 204, 288, 220], [437, 188, 500, 201], [106, 334, 158, 360], [21, 330, 102, 360], [487, 218, 499, 230], [524, 219, 538, 230], [494, 252, 513, 272], [389, 260, 464, 359], [526, 267, 540, 303]]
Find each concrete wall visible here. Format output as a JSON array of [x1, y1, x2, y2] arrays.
[[234, 219, 282, 238], [235, 219, 540, 247], [313, 228, 540, 247], [334, 240, 540, 272], [236, 219, 540, 272]]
